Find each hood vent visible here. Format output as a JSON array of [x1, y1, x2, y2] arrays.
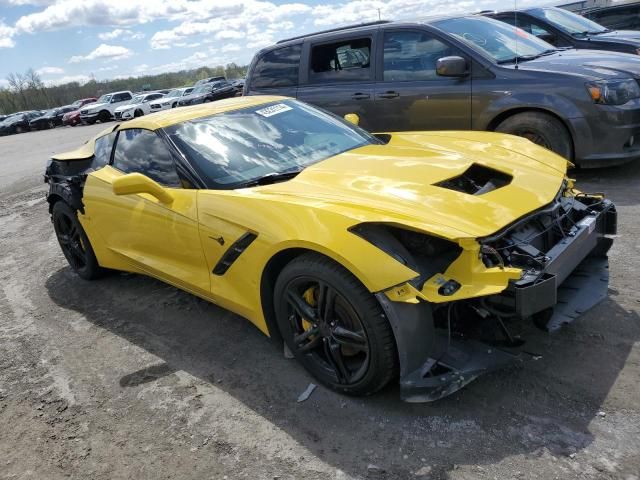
[[435, 164, 512, 195]]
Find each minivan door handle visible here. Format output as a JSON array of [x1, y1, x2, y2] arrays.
[[378, 91, 400, 99], [351, 93, 371, 100]]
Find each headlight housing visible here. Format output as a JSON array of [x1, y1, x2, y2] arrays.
[[349, 223, 462, 287], [586, 79, 640, 105]]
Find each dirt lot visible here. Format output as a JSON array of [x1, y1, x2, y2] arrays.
[[0, 124, 638, 480]]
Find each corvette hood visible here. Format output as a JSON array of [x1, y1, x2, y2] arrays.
[[257, 132, 567, 239], [515, 49, 640, 79]]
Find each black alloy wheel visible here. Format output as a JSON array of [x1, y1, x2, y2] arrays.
[[274, 253, 398, 396], [496, 111, 572, 160], [52, 202, 104, 280]]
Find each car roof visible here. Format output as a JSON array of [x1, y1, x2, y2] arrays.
[[117, 95, 289, 130], [270, 15, 478, 49]]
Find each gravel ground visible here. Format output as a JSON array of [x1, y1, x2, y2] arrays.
[[0, 124, 638, 480]]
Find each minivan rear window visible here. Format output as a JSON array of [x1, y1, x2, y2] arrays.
[[251, 44, 301, 88]]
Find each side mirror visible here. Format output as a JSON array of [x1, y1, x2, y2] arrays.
[[436, 56, 469, 77], [112, 173, 173, 204], [344, 113, 360, 126]]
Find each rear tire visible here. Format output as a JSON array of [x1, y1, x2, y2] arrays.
[[52, 201, 104, 280], [274, 253, 398, 396], [495, 111, 573, 160]]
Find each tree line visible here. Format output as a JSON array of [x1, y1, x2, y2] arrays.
[[0, 63, 248, 115]]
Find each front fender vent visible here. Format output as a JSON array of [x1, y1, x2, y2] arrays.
[[435, 164, 512, 195]]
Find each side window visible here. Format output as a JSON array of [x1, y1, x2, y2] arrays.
[[113, 93, 132, 102], [93, 132, 117, 168], [112, 129, 181, 187], [383, 31, 456, 82], [309, 38, 371, 83], [251, 44, 301, 88], [498, 15, 552, 38]]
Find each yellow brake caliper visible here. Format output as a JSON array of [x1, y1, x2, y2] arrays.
[[301, 287, 316, 333]]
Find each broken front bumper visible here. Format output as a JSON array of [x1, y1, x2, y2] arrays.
[[378, 198, 617, 403]]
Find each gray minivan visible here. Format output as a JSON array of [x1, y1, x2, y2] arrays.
[[245, 15, 640, 167]]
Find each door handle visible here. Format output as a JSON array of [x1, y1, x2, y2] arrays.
[[378, 91, 399, 99], [351, 93, 370, 100]]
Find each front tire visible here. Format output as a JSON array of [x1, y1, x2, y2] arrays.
[[495, 111, 573, 160], [98, 110, 111, 123], [52, 201, 104, 280], [274, 253, 398, 396]]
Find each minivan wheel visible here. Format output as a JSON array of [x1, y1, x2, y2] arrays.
[[495, 112, 572, 160]]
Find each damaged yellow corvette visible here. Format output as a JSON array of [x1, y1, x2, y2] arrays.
[[45, 96, 617, 402]]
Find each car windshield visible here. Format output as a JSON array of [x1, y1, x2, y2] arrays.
[[192, 85, 209, 94], [127, 95, 144, 104], [166, 99, 378, 188], [528, 7, 609, 36], [434, 16, 557, 63], [97, 94, 112, 103], [166, 89, 183, 98]]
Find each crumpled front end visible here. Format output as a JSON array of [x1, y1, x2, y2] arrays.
[[376, 185, 617, 402]]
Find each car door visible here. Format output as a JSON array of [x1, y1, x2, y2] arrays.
[[370, 28, 472, 132], [297, 33, 378, 130], [83, 127, 210, 296]]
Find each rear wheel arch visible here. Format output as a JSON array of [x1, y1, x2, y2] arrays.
[[487, 107, 575, 160]]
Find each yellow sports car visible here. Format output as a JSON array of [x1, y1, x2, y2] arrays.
[[45, 96, 617, 402]]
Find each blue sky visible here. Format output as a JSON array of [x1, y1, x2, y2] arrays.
[[0, 0, 548, 87]]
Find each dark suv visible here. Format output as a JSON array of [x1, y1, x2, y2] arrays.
[[245, 16, 640, 167], [486, 7, 640, 54]]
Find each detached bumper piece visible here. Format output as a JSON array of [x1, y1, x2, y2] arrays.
[[399, 333, 519, 403]]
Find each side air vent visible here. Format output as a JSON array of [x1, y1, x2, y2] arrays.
[[435, 164, 512, 195], [212, 232, 258, 275]]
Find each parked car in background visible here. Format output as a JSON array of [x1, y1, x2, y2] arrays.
[[29, 106, 76, 130], [178, 81, 236, 106], [70, 98, 97, 110], [230, 78, 245, 95], [486, 7, 640, 54], [63, 98, 98, 126], [80, 91, 133, 124], [0, 111, 43, 135], [114, 92, 165, 120], [565, 2, 640, 31], [246, 16, 640, 167], [194, 76, 226, 86], [149, 87, 195, 111]]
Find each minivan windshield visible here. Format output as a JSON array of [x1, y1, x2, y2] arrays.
[[166, 99, 378, 188], [528, 7, 609, 36], [434, 16, 557, 63]]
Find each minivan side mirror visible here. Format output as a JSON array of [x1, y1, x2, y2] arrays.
[[112, 173, 174, 204], [344, 113, 360, 126], [436, 56, 469, 77]]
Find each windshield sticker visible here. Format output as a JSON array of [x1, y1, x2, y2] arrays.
[[255, 103, 293, 117]]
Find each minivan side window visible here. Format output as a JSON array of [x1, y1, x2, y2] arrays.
[[251, 44, 301, 88], [383, 31, 456, 82], [309, 38, 372, 83], [112, 129, 181, 187]]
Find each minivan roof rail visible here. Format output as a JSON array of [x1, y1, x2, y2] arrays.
[[276, 20, 391, 44]]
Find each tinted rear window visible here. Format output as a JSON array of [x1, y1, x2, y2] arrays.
[[251, 44, 301, 88]]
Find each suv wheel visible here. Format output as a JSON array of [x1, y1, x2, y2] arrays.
[[495, 112, 572, 160]]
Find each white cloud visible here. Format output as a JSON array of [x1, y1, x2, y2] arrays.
[[69, 43, 132, 63], [98, 28, 144, 41], [0, 22, 16, 48], [97, 64, 118, 71], [215, 29, 245, 40], [221, 43, 241, 53], [35, 66, 64, 75], [46, 74, 92, 86]]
